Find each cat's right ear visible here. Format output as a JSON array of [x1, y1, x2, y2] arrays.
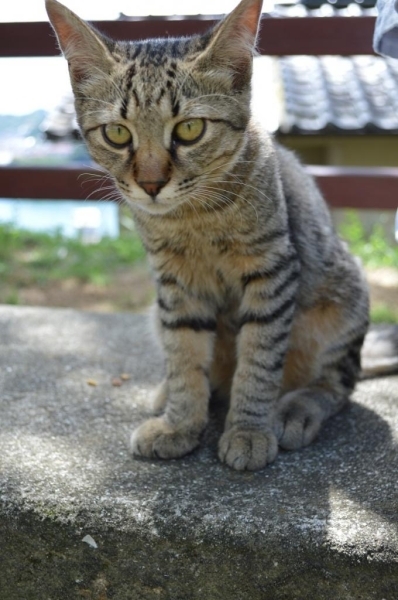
[[194, 0, 263, 90], [45, 0, 115, 86]]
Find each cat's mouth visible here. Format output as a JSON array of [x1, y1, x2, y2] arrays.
[[121, 191, 185, 215]]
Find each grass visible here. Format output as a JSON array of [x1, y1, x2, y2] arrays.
[[338, 210, 398, 269], [0, 223, 146, 304], [339, 210, 398, 323], [370, 304, 398, 324], [0, 210, 397, 322]]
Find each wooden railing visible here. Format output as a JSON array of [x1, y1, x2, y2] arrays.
[[1, 164, 396, 210], [0, 13, 397, 210], [0, 16, 376, 57]]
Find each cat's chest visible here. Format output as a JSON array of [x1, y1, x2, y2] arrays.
[[146, 220, 259, 303]]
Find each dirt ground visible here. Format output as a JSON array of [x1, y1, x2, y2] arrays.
[[366, 267, 398, 314], [12, 264, 398, 320], [17, 265, 155, 313]]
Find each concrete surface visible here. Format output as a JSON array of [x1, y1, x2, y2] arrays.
[[0, 305, 397, 600]]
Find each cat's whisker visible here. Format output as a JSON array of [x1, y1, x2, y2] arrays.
[[196, 190, 239, 216], [198, 184, 260, 222], [74, 95, 117, 108], [82, 174, 118, 199], [77, 109, 112, 119], [79, 178, 110, 189], [78, 172, 116, 201], [191, 187, 240, 218], [188, 193, 218, 217], [77, 169, 105, 178], [174, 68, 197, 99], [80, 180, 112, 195], [94, 187, 125, 205], [185, 93, 243, 107], [180, 101, 225, 119], [78, 173, 108, 184], [185, 196, 203, 219], [90, 66, 126, 103], [77, 163, 110, 178], [211, 176, 274, 204], [84, 186, 116, 202]]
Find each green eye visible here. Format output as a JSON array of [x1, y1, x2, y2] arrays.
[[174, 119, 205, 144], [102, 123, 132, 147]]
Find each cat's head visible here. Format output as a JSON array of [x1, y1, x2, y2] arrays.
[[46, 0, 263, 215]]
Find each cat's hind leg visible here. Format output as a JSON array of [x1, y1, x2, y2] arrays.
[[275, 304, 367, 450]]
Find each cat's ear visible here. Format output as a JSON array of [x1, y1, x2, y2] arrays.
[[45, 0, 116, 85], [195, 0, 263, 89]]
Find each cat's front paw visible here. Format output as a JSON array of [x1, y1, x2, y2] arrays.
[[130, 417, 200, 459], [275, 391, 324, 450], [218, 427, 278, 471]]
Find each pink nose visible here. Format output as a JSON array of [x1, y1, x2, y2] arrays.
[[137, 179, 168, 198]]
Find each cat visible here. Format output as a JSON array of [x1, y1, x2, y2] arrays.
[[46, 0, 371, 471]]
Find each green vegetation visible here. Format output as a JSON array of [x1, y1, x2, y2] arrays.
[[370, 304, 398, 324], [0, 224, 146, 302], [2, 210, 395, 288], [339, 210, 398, 269], [0, 210, 397, 323], [339, 210, 398, 323]]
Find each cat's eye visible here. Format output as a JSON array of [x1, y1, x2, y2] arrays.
[[173, 119, 205, 144], [102, 124, 132, 148]]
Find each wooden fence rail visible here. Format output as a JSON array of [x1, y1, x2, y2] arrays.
[[0, 16, 376, 58], [0, 14, 396, 211], [0, 165, 396, 210]]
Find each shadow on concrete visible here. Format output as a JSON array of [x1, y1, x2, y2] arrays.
[[1, 306, 398, 600]]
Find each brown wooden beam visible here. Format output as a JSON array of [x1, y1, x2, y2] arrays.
[[0, 166, 104, 201], [307, 166, 398, 210], [258, 15, 376, 56], [1, 165, 397, 210], [0, 16, 376, 58]]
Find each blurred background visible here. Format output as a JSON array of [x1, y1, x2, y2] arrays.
[[0, 0, 397, 320]]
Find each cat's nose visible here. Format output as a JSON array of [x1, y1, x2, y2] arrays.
[[137, 179, 168, 198]]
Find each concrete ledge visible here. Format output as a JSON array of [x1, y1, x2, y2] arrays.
[[1, 305, 397, 599]]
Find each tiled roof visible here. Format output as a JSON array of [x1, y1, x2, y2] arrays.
[[43, 53, 398, 140], [42, 1, 398, 139], [271, 0, 377, 17], [40, 96, 79, 141], [278, 55, 398, 134]]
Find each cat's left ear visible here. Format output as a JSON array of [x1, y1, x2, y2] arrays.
[[195, 0, 263, 90], [45, 0, 116, 86]]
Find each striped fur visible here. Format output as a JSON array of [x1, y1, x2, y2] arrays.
[[47, 0, 370, 470]]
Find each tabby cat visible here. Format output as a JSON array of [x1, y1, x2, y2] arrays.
[[46, 0, 370, 470]]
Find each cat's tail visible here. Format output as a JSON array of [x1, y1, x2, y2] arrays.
[[360, 324, 398, 378]]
